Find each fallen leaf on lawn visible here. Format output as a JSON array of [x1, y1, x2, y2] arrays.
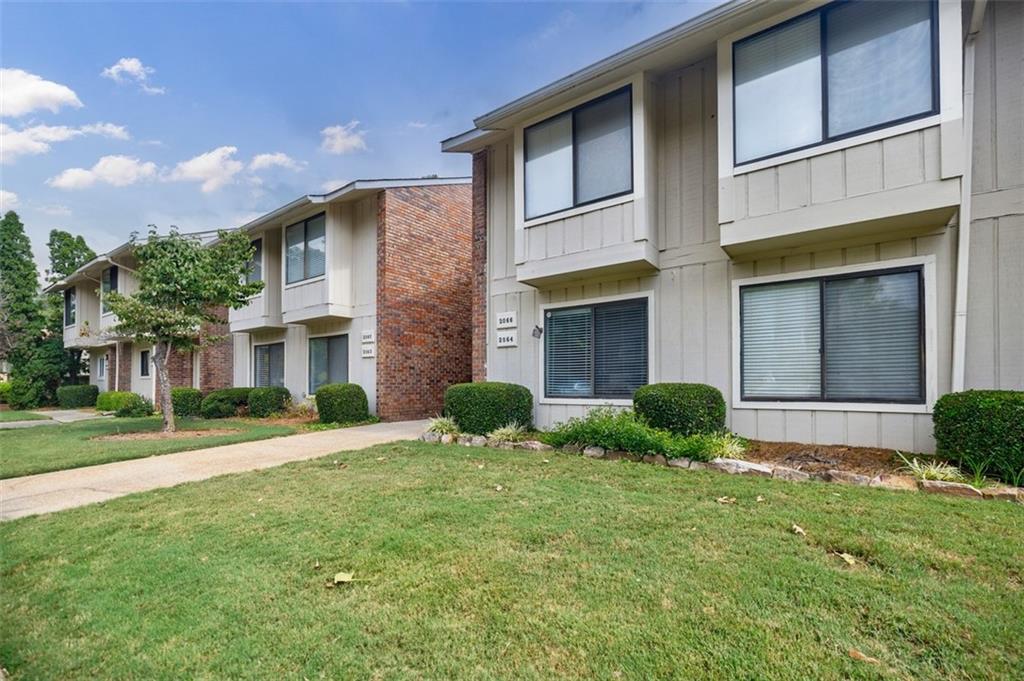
[[837, 553, 857, 566], [702, 605, 715, 615], [716, 496, 736, 504], [376, 457, 386, 462], [848, 649, 880, 665], [542, 459, 550, 464], [477, 464, 484, 469], [495, 484, 504, 492], [334, 572, 354, 584], [792, 524, 806, 536], [314, 559, 321, 570], [756, 495, 765, 502]]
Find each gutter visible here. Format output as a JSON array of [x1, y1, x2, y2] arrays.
[[951, 0, 988, 393]]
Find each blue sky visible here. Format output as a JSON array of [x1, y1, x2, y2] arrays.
[[2, 1, 721, 274]]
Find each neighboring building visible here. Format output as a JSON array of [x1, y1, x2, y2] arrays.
[[443, 0, 1022, 451], [228, 178, 472, 421], [44, 238, 233, 402]]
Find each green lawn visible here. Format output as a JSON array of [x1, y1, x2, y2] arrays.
[[0, 410, 50, 423], [2, 442, 1021, 680], [0, 417, 296, 478]]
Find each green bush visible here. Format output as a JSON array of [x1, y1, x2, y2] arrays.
[[171, 388, 203, 418], [249, 386, 291, 418], [56, 384, 99, 408], [443, 382, 533, 435], [933, 390, 1024, 485], [633, 383, 726, 436], [115, 392, 154, 418], [7, 377, 45, 410], [316, 383, 369, 424], [200, 387, 252, 419], [0, 380, 10, 404], [96, 390, 138, 413]]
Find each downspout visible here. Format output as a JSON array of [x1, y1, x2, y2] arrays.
[[951, 0, 988, 393], [114, 343, 120, 392]]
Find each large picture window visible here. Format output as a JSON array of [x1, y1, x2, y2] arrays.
[[524, 86, 633, 220], [309, 334, 348, 394], [733, 0, 937, 165], [254, 342, 285, 388], [285, 214, 326, 284], [545, 298, 648, 399], [740, 267, 924, 403], [64, 287, 76, 326], [101, 266, 118, 314]]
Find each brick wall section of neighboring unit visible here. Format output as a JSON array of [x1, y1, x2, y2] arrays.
[[198, 305, 233, 392], [471, 151, 488, 382], [115, 342, 132, 392], [155, 345, 193, 408], [376, 184, 473, 421]]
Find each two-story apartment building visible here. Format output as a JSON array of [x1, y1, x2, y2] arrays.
[[44, 237, 233, 401], [228, 177, 472, 420], [443, 0, 1022, 452]]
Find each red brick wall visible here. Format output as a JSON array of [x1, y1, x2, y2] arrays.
[[471, 151, 488, 382], [115, 342, 132, 392], [197, 305, 233, 392], [156, 347, 192, 407], [376, 184, 473, 421]]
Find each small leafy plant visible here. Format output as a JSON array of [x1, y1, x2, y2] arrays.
[[427, 416, 460, 436], [488, 421, 526, 443], [897, 452, 965, 482]]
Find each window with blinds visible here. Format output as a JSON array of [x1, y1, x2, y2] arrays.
[[733, 0, 938, 164], [740, 267, 923, 403], [545, 298, 647, 399], [309, 334, 348, 394], [254, 343, 285, 388], [285, 213, 326, 284]]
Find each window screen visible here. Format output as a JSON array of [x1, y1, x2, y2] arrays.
[[525, 114, 572, 219], [545, 298, 647, 399], [309, 334, 348, 394], [740, 280, 821, 399], [254, 343, 285, 388]]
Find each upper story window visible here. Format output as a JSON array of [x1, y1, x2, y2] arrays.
[[247, 238, 263, 285], [285, 213, 326, 284], [64, 287, 76, 326], [101, 266, 118, 314], [733, 0, 937, 165], [524, 86, 633, 220]]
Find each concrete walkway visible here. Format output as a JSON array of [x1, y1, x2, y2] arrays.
[[1, 419, 427, 521], [0, 409, 109, 430]]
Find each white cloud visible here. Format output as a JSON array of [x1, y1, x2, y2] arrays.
[[1, 121, 130, 163], [101, 57, 165, 95], [38, 204, 72, 216], [0, 190, 19, 210], [248, 152, 304, 172], [48, 155, 157, 189], [407, 121, 429, 129], [1, 68, 83, 117], [166, 146, 243, 192], [320, 121, 367, 154], [320, 179, 348, 192]]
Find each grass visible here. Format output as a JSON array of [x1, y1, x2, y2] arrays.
[[0, 410, 50, 423], [2, 442, 1021, 679], [0, 417, 296, 479]]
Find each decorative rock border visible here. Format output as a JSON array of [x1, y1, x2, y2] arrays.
[[418, 433, 1023, 504]]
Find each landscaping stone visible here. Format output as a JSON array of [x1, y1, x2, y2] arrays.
[[642, 454, 668, 466], [919, 479, 983, 499], [562, 444, 582, 455], [470, 436, 487, 447], [869, 474, 918, 492], [518, 440, 553, 452], [583, 446, 605, 459], [490, 440, 516, 450], [604, 450, 641, 462], [710, 458, 773, 477], [981, 487, 1023, 503], [824, 470, 872, 486], [688, 461, 711, 471], [667, 457, 693, 469], [772, 466, 811, 482], [457, 435, 474, 446], [440, 434, 455, 445], [421, 432, 440, 444]]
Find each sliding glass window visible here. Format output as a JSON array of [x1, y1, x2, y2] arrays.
[[285, 214, 326, 284]]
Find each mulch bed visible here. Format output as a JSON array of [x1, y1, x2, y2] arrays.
[[743, 440, 906, 477], [91, 429, 240, 442]]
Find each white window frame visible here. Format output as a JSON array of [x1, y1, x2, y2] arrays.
[[538, 290, 655, 406], [717, 0, 963, 178], [731, 255, 938, 414]]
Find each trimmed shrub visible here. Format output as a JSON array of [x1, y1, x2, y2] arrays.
[[115, 393, 154, 418], [0, 380, 10, 404], [96, 390, 139, 413], [933, 390, 1024, 485], [171, 387, 203, 418], [633, 383, 726, 436], [56, 384, 99, 408], [249, 386, 291, 418], [443, 382, 533, 435], [316, 383, 369, 424], [200, 387, 252, 419]]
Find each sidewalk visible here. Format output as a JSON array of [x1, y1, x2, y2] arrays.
[[0, 408, 109, 430], [1, 419, 426, 521]]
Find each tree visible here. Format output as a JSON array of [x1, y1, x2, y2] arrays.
[[107, 228, 261, 432], [0, 211, 41, 366], [45, 229, 97, 381]]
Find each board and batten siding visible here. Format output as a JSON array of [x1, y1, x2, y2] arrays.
[[483, 57, 964, 452], [964, 0, 1024, 392]]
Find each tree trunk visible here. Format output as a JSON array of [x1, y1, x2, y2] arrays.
[[152, 340, 176, 433]]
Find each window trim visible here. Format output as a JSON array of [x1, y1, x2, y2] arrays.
[[731, 256, 938, 414], [538, 291, 654, 406], [252, 340, 286, 389], [307, 332, 349, 395], [731, 0, 940, 167], [284, 212, 327, 285], [64, 286, 76, 327], [139, 349, 150, 378], [523, 85, 635, 223]]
